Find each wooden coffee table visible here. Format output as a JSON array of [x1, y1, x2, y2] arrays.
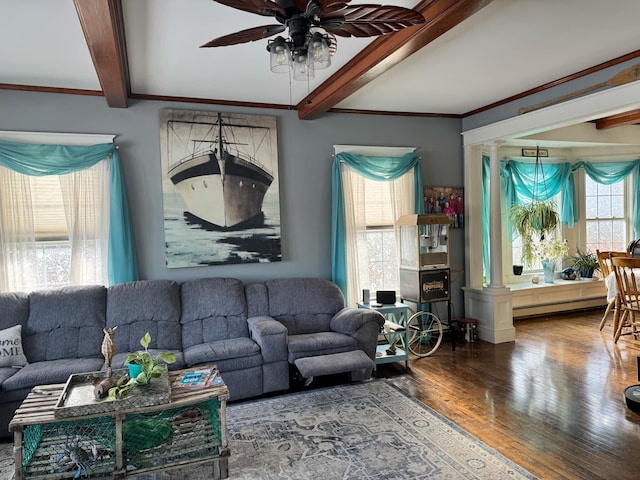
[[9, 366, 229, 480]]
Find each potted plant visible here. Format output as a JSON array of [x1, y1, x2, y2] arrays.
[[107, 332, 175, 401], [508, 201, 561, 268], [531, 236, 569, 283], [571, 247, 601, 278], [125, 332, 176, 385]]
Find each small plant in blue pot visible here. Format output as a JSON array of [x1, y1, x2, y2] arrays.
[[107, 332, 175, 401], [125, 332, 176, 385], [571, 247, 601, 278]]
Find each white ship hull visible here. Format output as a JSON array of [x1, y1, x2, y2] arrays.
[[169, 151, 273, 230]]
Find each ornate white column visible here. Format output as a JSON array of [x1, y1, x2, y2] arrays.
[[462, 141, 515, 344]]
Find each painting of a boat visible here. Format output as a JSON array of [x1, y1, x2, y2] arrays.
[[167, 112, 274, 230], [159, 108, 281, 268]]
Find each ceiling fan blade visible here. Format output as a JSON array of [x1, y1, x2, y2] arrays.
[[321, 5, 425, 37], [200, 24, 285, 47], [212, 0, 286, 17]]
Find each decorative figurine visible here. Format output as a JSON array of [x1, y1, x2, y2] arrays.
[[94, 327, 118, 399], [101, 326, 117, 377]]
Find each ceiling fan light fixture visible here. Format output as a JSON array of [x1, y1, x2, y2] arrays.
[[202, 0, 426, 81], [293, 52, 314, 81], [268, 37, 292, 73], [307, 32, 331, 70]]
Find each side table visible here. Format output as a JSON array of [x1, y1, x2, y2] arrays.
[[9, 367, 229, 480], [358, 302, 410, 369]]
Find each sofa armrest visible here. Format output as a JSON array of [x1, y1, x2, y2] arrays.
[[330, 308, 385, 360], [330, 308, 385, 335], [248, 316, 288, 363]]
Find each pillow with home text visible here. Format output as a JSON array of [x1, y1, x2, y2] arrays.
[[0, 324, 28, 368]]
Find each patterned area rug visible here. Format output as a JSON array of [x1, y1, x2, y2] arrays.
[[0, 379, 537, 479]]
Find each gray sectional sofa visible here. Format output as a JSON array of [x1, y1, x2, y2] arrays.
[[0, 277, 384, 438]]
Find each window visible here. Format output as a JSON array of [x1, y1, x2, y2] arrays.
[[584, 176, 627, 252], [0, 158, 109, 292]]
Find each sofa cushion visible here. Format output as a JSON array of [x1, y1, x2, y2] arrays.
[[265, 278, 344, 334], [24, 285, 106, 362], [286, 332, 357, 362], [0, 366, 17, 388], [245, 283, 269, 317], [0, 291, 29, 331], [180, 278, 249, 347], [2, 358, 105, 392], [183, 337, 261, 371], [107, 280, 182, 352], [0, 324, 28, 367]]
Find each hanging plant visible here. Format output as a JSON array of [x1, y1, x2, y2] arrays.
[[508, 201, 561, 268]]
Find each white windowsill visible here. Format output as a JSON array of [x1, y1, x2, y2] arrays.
[[504, 275, 607, 318]]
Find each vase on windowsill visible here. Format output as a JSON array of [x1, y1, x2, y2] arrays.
[[542, 259, 556, 283]]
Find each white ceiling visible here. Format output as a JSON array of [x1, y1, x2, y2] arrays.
[[2, 0, 640, 117]]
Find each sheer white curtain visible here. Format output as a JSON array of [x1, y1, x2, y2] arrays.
[[0, 159, 110, 292], [341, 164, 416, 307], [0, 168, 37, 291], [60, 159, 110, 285]]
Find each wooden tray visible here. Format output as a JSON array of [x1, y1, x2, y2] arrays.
[[54, 366, 171, 419]]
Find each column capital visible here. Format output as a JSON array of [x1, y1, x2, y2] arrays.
[[488, 140, 505, 153]]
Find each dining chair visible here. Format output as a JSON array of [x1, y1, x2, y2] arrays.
[[596, 250, 628, 331], [611, 256, 640, 343]]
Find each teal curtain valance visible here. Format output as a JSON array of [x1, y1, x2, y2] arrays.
[[331, 152, 423, 298], [0, 139, 138, 284]]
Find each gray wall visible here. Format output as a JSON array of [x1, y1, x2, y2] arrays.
[[463, 57, 640, 131], [0, 90, 464, 311]]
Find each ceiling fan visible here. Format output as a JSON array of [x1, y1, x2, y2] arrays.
[[201, 0, 426, 79]]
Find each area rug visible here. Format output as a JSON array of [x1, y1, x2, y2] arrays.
[[0, 379, 537, 479]]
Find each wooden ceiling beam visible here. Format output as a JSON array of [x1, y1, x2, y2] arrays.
[[73, 0, 129, 108], [595, 109, 640, 130], [296, 0, 494, 120]]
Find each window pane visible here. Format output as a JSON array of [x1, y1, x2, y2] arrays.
[[611, 182, 624, 195], [611, 219, 626, 245], [585, 196, 597, 217], [597, 197, 611, 218], [366, 228, 399, 292], [611, 198, 624, 217], [585, 178, 626, 252], [367, 232, 383, 261], [596, 181, 609, 195]]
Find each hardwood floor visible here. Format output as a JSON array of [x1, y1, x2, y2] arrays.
[[375, 308, 640, 480], [3, 309, 639, 479]]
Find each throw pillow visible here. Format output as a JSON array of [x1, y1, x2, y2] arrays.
[[0, 324, 28, 368]]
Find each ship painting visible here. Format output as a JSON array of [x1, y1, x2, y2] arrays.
[[160, 108, 281, 268], [167, 111, 274, 230]]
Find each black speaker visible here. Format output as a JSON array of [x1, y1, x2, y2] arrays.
[[376, 290, 396, 305], [362, 289, 370, 304]]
